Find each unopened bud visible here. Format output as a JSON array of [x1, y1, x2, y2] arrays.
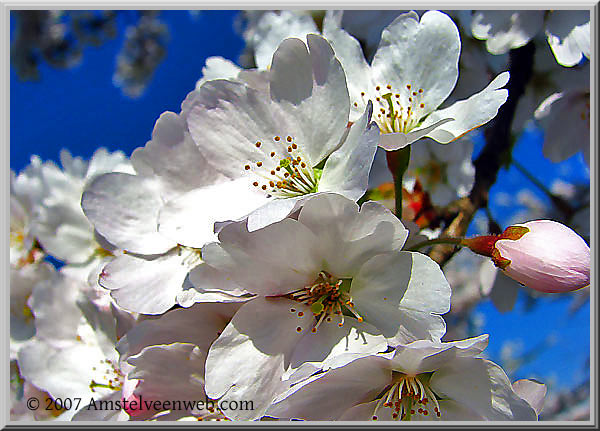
[[464, 220, 589, 293]]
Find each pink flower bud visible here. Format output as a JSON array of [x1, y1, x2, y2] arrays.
[[493, 220, 590, 293]]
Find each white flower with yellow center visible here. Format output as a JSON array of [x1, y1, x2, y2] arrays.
[[268, 335, 543, 421], [16, 270, 126, 420], [322, 10, 510, 150], [180, 33, 379, 233], [199, 193, 451, 420]]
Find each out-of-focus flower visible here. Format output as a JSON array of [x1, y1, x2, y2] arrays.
[[200, 193, 451, 419], [20, 148, 132, 265], [535, 87, 590, 166], [404, 137, 475, 207], [268, 335, 541, 421], [464, 220, 590, 293], [16, 270, 125, 420], [10, 263, 55, 359], [470, 10, 590, 67]]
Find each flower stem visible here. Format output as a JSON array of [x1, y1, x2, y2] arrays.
[[407, 236, 464, 252], [386, 146, 411, 218]]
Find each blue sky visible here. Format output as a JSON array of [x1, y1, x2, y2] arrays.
[[10, 10, 590, 394]]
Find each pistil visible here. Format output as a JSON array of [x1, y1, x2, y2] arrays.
[[287, 271, 363, 332]]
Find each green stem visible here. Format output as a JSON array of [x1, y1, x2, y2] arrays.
[[387, 146, 411, 218], [407, 236, 465, 252]]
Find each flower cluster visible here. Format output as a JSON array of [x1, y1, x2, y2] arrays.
[[11, 10, 590, 422]]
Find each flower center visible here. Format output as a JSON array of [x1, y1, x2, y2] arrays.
[[242, 135, 321, 198], [372, 373, 441, 421], [286, 271, 363, 333], [177, 245, 203, 268], [89, 358, 125, 393], [357, 84, 427, 134]]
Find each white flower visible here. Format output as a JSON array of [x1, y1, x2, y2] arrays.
[[82, 112, 249, 314], [200, 193, 451, 419], [180, 33, 379, 233], [16, 148, 132, 265], [72, 303, 239, 421], [323, 10, 510, 150], [16, 270, 125, 419], [470, 10, 590, 67], [198, 11, 509, 151], [268, 335, 541, 421]]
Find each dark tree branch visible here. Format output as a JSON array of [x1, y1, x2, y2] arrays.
[[428, 41, 536, 266]]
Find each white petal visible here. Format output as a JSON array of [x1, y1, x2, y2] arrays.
[[130, 111, 226, 201], [371, 11, 460, 113], [187, 262, 250, 297], [289, 318, 389, 371], [423, 71, 510, 143], [10, 264, 54, 357], [512, 379, 547, 416], [271, 34, 351, 165], [99, 251, 192, 315], [246, 195, 303, 232], [321, 10, 372, 121], [351, 251, 450, 343], [128, 343, 206, 401], [430, 357, 538, 420], [33, 203, 96, 264], [269, 37, 314, 105], [545, 11, 590, 66], [535, 90, 590, 165], [296, 194, 408, 277], [338, 400, 388, 420], [319, 103, 379, 200], [195, 56, 241, 89], [389, 335, 490, 375], [204, 298, 314, 420], [471, 11, 544, 54], [395, 252, 451, 314], [117, 302, 238, 362], [29, 272, 84, 343], [378, 118, 454, 150], [268, 356, 390, 420], [251, 11, 318, 69], [17, 340, 115, 401], [201, 218, 321, 296], [82, 173, 176, 254], [437, 399, 484, 420], [186, 79, 297, 178], [157, 179, 269, 248]]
